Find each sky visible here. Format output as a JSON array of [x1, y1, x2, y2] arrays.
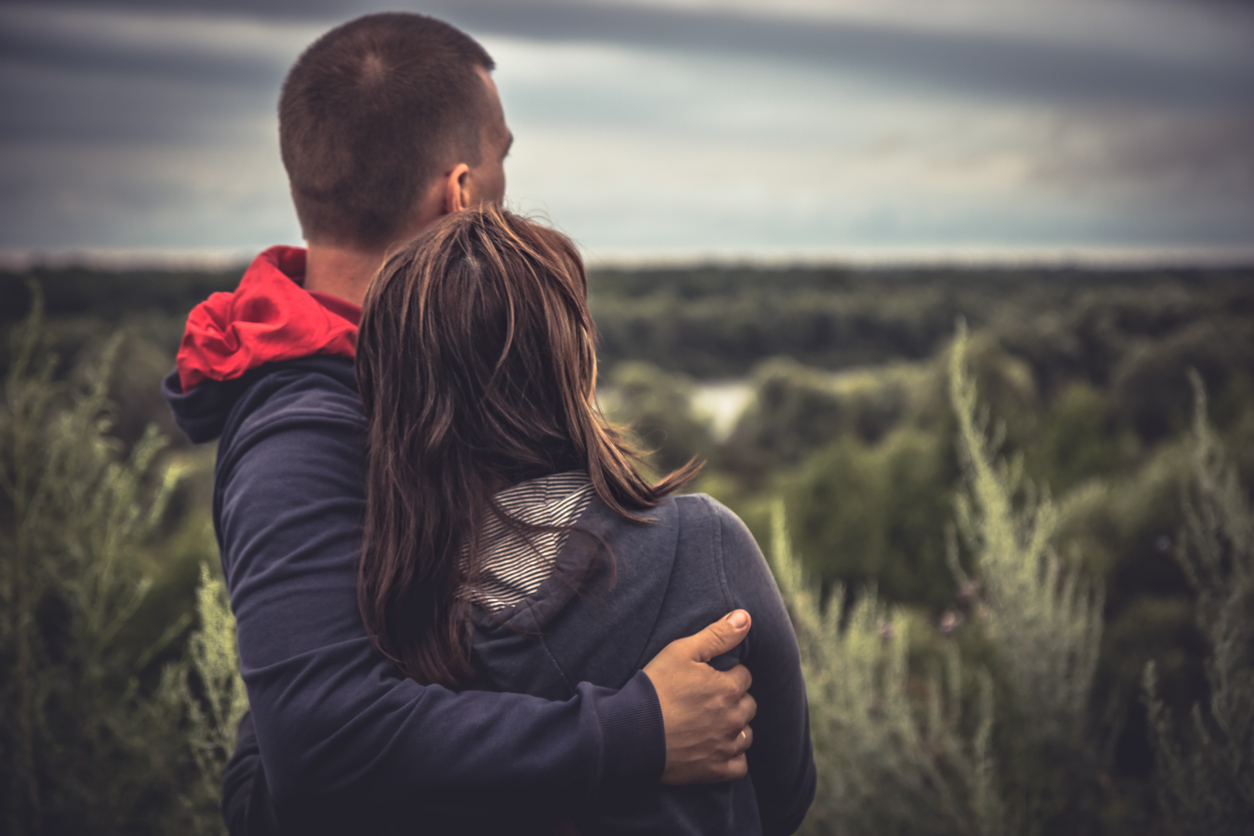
[[1, 0, 1252, 265]]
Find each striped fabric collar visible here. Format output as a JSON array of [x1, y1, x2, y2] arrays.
[[460, 471, 595, 612]]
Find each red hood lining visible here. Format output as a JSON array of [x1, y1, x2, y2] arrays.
[[175, 245, 361, 391]]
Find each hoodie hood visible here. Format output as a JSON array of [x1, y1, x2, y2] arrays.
[[461, 472, 597, 612], [470, 495, 680, 702], [163, 246, 361, 444], [175, 245, 358, 392]]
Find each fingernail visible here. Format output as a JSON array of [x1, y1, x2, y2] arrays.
[[727, 610, 748, 629]]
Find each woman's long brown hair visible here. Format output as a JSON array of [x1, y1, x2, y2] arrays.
[[355, 205, 699, 687]]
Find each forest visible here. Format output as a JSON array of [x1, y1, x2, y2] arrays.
[[1, 262, 1252, 834]]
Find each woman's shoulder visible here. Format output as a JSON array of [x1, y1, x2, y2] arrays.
[[590, 492, 747, 545], [670, 492, 754, 540], [598, 491, 754, 548]]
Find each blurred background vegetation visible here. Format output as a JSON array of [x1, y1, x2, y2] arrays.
[[1, 262, 1251, 834]]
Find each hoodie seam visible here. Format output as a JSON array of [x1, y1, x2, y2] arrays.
[[706, 497, 748, 664], [526, 599, 577, 696], [628, 498, 683, 673], [702, 496, 736, 616]]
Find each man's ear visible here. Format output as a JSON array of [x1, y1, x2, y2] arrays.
[[441, 163, 472, 215]]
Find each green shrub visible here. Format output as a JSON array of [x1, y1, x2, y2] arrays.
[[1110, 319, 1254, 445], [1025, 381, 1129, 494], [780, 324, 1109, 835], [948, 331, 1040, 454], [1143, 373, 1254, 835], [598, 361, 713, 473], [786, 428, 956, 610], [949, 324, 1105, 753], [174, 564, 250, 835], [1, 294, 187, 832], [0, 294, 242, 835], [726, 358, 850, 474], [771, 500, 999, 836], [724, 357, 929, 481]]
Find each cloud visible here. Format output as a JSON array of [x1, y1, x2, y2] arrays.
[[1027, 112, 1254, 206], [0, 1, 1251, 257], [5, 0, 1253, 108], [0, 6, 320, 147], [447, 0, 1254, 109], [0, 139, 297, 249], [491, 36, 1254, 255]]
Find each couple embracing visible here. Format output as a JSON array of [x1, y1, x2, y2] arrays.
[[164, 13, 815, 835]]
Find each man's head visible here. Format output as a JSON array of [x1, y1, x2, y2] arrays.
[[280, 13, 511, 252]]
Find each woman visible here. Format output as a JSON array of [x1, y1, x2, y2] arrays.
[[354, 205, 815, 834]]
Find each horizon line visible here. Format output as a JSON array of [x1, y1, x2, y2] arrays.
[[3, 244, 1253, 273]]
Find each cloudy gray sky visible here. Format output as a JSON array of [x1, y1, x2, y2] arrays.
[[2, 0, 1252, 264]]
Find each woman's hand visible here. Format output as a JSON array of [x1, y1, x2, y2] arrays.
[[643, 610, 758, 784]]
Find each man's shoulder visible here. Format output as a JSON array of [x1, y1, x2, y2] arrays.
[[218, 355, 365, 463], [234, 354, 360, 420]]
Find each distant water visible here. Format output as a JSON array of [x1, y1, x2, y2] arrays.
[[690, 366, 894, 441], [691, 381, 754, 442]]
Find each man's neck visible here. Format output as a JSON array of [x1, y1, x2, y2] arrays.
[[302, 242, 386, 308]]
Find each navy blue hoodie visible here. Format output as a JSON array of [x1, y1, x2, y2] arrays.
[[469, 485, 816, 834], [164, 250, 666, 831], [164, 248, 814, 833]]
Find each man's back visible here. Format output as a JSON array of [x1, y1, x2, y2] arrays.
[[164, 254, 666, 824], [166, 15, 763, 831]]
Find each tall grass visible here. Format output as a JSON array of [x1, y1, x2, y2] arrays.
[[778, 324, 1106, 835], [948, 323, 1105, 752], [771, 500, 998, 836], [1142, 371, 1254, 835], [176, 563, 250, 829], [0, 293, 245, 835]]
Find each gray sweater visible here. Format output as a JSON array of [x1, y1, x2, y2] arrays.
[[471, 487, 817, 835]]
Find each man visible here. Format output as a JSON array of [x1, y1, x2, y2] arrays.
[[163, 13, 758, 833]]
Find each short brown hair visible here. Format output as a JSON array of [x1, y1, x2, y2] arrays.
[[355, 206, 700, 686], [279, 13, 494, 249]]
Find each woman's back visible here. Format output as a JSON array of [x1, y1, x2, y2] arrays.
[[354, 207, 814, 833], [469, 472, 816, 835]]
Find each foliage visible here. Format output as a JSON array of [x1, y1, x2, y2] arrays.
[[949, 323, 1105, 751], [726, 358, 853, 475], [588, 265, 1251, 382], [597, 361, 714, 472], [4, 262, 1252, 833], [1024, 382, 1127, 495], [1143, 373, 1254, 835], [770, 500, 1000, 836], [0, 265, 240, 326], [786, 428, 956, 610], [721, 357, 943, 489], [0, 294, 235, 835], [777, 325, 1111, 835], [174, 563, 250, 834], [1110, 320, 1254, 444]]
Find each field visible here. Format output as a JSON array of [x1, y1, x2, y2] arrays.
[[2, 262, 1252, 833]]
